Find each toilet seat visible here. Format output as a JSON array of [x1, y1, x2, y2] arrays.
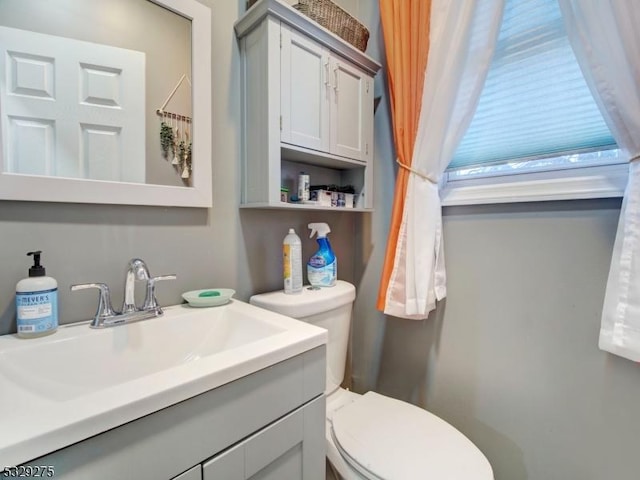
[[329, 391, 494, 480]]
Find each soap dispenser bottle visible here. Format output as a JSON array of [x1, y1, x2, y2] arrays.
[[16, 251, 58, 338]]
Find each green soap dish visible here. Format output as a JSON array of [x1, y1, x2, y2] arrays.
[[198, 290, 221, 298], [182, 288, 235, 307]]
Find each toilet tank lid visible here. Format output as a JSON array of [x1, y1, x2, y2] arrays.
[[249, 280, 355, 318]]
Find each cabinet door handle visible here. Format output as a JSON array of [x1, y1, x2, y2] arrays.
[[334, 65, 339, 96], [324, 60, 330, 87]]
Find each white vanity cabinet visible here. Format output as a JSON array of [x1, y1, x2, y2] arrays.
[[172, 466, 202, 480], [235, 0, 381, 211], [22, 347, 326, 480]]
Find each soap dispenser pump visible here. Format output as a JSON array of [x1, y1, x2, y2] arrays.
[[16, 250, 58, 338]]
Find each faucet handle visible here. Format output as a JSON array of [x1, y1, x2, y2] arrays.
[[143, 274, 177, 312], [70, 282, 118, 327]]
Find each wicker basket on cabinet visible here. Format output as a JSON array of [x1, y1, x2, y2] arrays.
[[293, 0, 369, 52], [246, 0, 370, 52]]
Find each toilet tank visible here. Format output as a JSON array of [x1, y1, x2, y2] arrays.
[[250, 280, 355, 394]]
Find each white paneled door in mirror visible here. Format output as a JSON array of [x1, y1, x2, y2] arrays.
[[0, 0, 211, 207], [0, 26, 145, 183]]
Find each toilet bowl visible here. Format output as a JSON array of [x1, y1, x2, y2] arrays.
[[250, 281, 493, 480], [325, 388, 493, 479]]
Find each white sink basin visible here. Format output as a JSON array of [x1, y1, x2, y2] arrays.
[[0, 300, 326, 466], [1, 306, 285, 400]]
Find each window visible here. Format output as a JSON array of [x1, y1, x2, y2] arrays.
[[441, 0, 626, 206]]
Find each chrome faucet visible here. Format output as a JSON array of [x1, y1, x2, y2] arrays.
[[71, 258, 176, 328], [122, 258, 150, 314]]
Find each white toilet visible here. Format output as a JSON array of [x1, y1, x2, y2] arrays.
[[250, 281, 494, 480]]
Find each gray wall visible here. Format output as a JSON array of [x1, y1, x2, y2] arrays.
[[364, 200, 640, 480], [2, 1, 639, 479], [348, 3, 640, 480]]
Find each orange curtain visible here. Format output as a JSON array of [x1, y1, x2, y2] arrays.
[[377, 0, 432, 311]]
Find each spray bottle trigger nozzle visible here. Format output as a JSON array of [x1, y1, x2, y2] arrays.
[[308, 222, 331, 239]]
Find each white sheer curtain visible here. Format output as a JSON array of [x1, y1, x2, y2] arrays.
[[559, 0, 640, 361], [383, 0, 505, 319]]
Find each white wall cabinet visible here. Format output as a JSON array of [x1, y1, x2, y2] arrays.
[[280, 26, 329, 153], [235, 0, 380, 211], [280, 25, 372, 163], [22, 347, 326, 480]]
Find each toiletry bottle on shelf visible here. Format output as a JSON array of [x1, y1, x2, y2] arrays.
[[16, 250, 58, 338], [283, 228, 303, 294], [298, 172, 310, 202], [307, 223, 336, 287]]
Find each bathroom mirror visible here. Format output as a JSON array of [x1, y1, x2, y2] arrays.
[[0, 0, 212, 207]]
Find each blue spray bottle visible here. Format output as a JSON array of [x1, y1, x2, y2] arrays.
[[307, 223, 336, 287]]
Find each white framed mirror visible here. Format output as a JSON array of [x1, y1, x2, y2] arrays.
[[0, 0, 212, 207]]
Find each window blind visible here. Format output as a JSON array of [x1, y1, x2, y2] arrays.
[[449, 0, 616, 170]]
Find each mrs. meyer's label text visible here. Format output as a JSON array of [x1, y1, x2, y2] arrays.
[[16, 288, 58, 333]]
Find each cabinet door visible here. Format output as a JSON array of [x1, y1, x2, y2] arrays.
[[280, 25, 330, 153], [171, 466, 202, 480], [202, 396, 325, 480], [330, 58, 372, 162]]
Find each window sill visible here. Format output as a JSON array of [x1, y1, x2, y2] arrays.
[[440, 163, 628, 206]]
